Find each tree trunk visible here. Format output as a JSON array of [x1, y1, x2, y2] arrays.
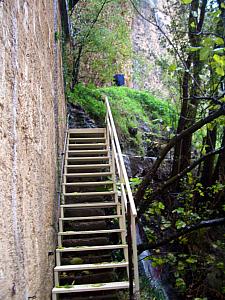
[[71, 45, 83, 90], [201, 125, 217, 186], [135, 106, 225, 210], [213, 127, 225, 183], [172, 57, 191, 177], [171, 0, 207, 177]]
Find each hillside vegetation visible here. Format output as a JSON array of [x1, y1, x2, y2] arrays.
[[69, 84, 176, 153]]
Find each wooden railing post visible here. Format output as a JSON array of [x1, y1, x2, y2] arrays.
[[131, 216, 140, 299], [104, 96, 140, 299], [127, 202, 134, 300]]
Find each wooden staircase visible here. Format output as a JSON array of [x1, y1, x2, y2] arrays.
[[52, 98, 139, 299]]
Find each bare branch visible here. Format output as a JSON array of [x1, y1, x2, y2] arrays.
[[138, 217, 225, 253], [157, 147, 224, 193], [135, 105, 225, 208], [184, 95, 223, 105]]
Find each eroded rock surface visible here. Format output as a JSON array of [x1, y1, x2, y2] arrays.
[[0, 1, 66, 299]]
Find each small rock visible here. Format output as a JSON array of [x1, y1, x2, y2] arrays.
[[128, 127, 138, 136]]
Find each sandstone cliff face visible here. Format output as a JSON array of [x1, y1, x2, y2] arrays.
[[131, 0, 169, 97], [0, 1, 66, 299], [71, 0, 169, 95]]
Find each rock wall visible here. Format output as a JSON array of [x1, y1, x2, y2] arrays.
[[0, 1, 66, 299], [131, 0, 170, 98]]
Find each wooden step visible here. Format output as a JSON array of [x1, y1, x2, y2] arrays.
[[61, 254, 112, 266], [65, 164, 111, 169], [66, 157, 110, 162], [63, 208, 105, 217], [61, 202, 118, 208], [60, 293, 118, 300], [68, 143, 107, 148], [56, 244, 128, 253], [67, 150, 108, 155], [54, 262, 128, 272], [52, 281, 129, 294], [53, 126, 137, 299], [58, 229, 125, 236], [69, 128, 106, 133], [65, 172, 112, 178], [69, 138, 106, 142], [64, 220, 107, 232], [59, 215, 121, 221], [63, 197, 117, 205], [63, 181, 113, 187], [59, 270, 116, 287], [62, 237, 110, 247], [63, 191, 115, 197], [60, 291, 118, 300]]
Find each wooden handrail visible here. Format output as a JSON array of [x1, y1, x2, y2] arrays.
[[58, 114, 69, 209], [104, 96, 140, 298], [104, 96, 137, 217]]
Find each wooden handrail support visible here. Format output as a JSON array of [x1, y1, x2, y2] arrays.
[[104, 96, 140, 299], [58, 115, 69, 211]]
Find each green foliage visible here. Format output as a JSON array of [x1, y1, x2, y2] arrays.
[[139, 276, 167, 300], [148, 201, 165, 215], [54, 31, 60, 42], [175, 220, 186, 229], [186, 3, 225, 86], [100, 86, 176, 128], [181, 0, 192, 4], [70, 257, 84, 265], [175, 277, 186, 291], [61, 30, 74, 95], [130, 177, 142, 191], [71, 0, 132, 84], [68, 84, 106, 125], [143, 171, 225, 298], [56, 284, 74, 288], [130, 1, 225, 298], [69, 84, 176, 152]]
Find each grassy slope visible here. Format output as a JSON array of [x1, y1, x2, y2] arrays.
[[69, 84, 176, 152]]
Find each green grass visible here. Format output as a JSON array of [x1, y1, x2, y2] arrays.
[[68, 84, 176, 153], [69, 84, 106, 124]]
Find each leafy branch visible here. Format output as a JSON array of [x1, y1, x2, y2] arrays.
[[135, 105, 225, 209], [138, 217, 225, 253]]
